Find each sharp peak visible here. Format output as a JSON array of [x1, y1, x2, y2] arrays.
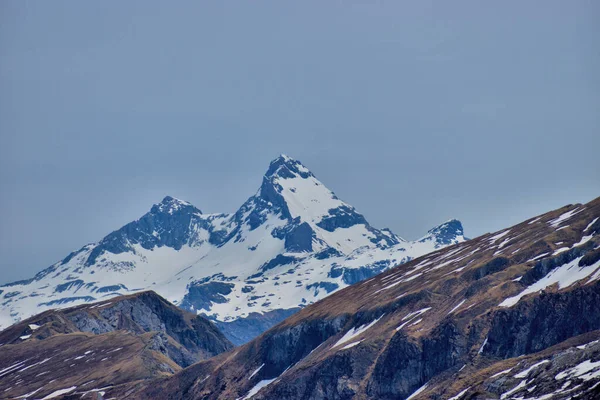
[[428, 218, 463, 232], [265, 154, 314, 179], [424, 219, 464, 240], [153, 196, 200, 214], [160, 195, 191, 205]]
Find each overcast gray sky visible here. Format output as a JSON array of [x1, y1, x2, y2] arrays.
[[1, 1, 598, 284]]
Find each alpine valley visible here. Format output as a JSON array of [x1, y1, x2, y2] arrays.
[[0, 155, 465, 344]]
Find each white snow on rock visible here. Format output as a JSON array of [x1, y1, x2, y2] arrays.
[[341, 341, 362, 350], [553, 247, 570, 255], [242, 378, 278, 399], [40, 386, 77, 399], [402, 307, 431, 321], [527, 252, 550, 262], [448, 300, 466, 315], [549, 208, 583, 228], [478, 338, 488, 354], [249, 364, 264, 380], [500, 257, 600, 308], [447, 387, 471, 400], [514, 360, 549, 378], [574, 235, 594, 247], [334, 315, 384, 348], [490, 368, 513, 378], [584, 217, 599, 232], [488, 230, 510, 245], [406, 383, 428, 400], [500, 380, 527, 399], [555, 359, 600, 381]]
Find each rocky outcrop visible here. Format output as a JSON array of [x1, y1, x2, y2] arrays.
[[485, 283, 600, 358], [0, 291, 233, 400]]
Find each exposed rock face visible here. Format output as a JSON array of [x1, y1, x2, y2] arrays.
[[0, 291, 232, 400], [485, 283, 600, 358], [367, 321, 465, 399], [125, 197, 600, 400], [214, 308, 300, 346]]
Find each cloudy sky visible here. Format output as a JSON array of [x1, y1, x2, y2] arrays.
[[1, 1, 598, 283]]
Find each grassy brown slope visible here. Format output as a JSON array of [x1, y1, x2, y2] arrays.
[[129, 196, 600, 400], [0, 290, 233, 399]]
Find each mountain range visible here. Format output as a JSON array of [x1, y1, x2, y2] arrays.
[[0, 155, 465, 344], [125, 196, 600, 400], [1, 196, 597, 399]]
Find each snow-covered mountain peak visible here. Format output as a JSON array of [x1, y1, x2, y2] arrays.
[[0, 155, 467, 343], [153, 195, 198, 215], [418, 218, 464, 247], [265, 154, 315, 180]]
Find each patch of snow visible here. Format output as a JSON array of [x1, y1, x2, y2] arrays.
[[333, 315, 384, 348], [402, 307, 431, 321], [341, 341, 362, 350], [40, 386, 78, 399], [0, 361, 27, 378], [585, 217, 599, 232], [555, 359, 600, 381], [553, 247, 570, 255], [406, 383, 428, 400], [19, 335, 31, 340], [106, 347, 123, 354], [549, 208, 583, 228], [249, 364, 264, 380], [448, 300, 466, 315], [28, 323, 40, 330], [448, 387, 471, 400], [242, 378, 278, 399], [498, 237, 512, 249], [488, 230, 511, 245], [491, 368, 513, 378], [15, 387, 44, 399], [500, 256, 600, 307], [574, 235, 594, 247], [527, 253, 550, 262], [478, 337, 488, 354], [577, 340, 599, 350], [514, 360, 549, 378], [500, 380, 527, 399]]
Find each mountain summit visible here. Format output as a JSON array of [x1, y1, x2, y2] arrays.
[[0, 155, 465, 343]]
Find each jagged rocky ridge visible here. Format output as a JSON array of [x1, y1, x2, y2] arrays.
[[0, 155, 465, 344], [0, 291, 232, 399], [123, 197, 600, 400]]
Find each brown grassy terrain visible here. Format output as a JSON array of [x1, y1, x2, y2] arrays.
[[0, 291, 232, 399], [128, 197, 600, 399]]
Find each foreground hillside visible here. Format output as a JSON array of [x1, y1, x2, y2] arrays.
[[125, 197, 600, 400], [0, 155, 464, 344], [0, 291, 232, 399]]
